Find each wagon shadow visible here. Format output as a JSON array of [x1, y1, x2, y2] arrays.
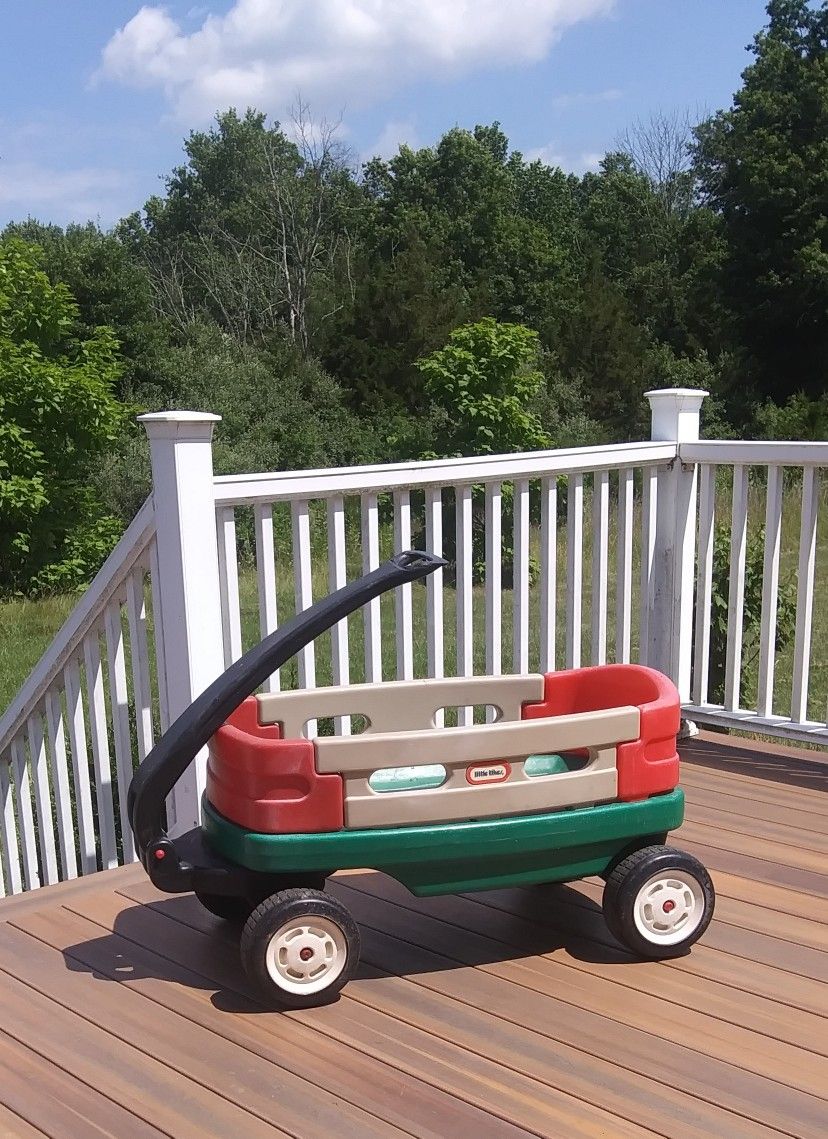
[[61, 872, 633, 1015]]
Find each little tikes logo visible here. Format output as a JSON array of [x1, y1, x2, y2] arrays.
[[466, 762, 511, 785]]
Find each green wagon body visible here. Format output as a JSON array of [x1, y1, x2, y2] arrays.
[[202, 789, 685, 896]]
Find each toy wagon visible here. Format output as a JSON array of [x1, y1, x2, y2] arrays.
[[129, 551, 715, 1009]]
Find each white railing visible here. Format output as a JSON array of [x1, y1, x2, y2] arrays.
[[1, 389, 824, 897], [682, 439, 827, 744], [0, 501, 158, 895]]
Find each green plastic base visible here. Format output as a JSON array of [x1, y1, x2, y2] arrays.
[[201, 789, 684, 897]]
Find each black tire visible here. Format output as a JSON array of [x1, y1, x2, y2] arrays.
[[240, 888, 360, 1009], [602, 845, 715, 959], [194, 890, 253, 923]]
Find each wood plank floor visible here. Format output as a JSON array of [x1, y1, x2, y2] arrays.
[[0, 732, 825, 1138]]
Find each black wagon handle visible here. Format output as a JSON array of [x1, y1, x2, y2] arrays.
[[128, 550, 446, 863]]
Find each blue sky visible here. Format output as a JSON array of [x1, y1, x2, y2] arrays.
[[0, 1, 770, 228]]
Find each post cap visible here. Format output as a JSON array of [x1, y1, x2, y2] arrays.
[[644, 388, 708, 406], [138, 410, 222, 443], [137, 411, 222, 424], [645, 389, 708, 443]]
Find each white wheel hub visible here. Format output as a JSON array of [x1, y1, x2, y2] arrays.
[[632, 871, 706, 946], [265, 916, 348, 994]]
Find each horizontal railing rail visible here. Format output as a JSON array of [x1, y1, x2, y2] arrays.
[[213, 441, 678, 505], [680, 440, 828, 467]]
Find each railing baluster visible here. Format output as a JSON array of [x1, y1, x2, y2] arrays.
[[292, 499, 316, 735], [539, 477, 557, 673], [44, 690, 77, 880], [791, 467, 819, 724], [82, 631, 118, 869], [616, 469, 634, 664], [566, 473, 584, 668], [361, 492, 382, 684], [27, 714, 58, 885], [757, 465, 783, 717], [217, 505, 243, 666], [0, 756, 22, 895], [513, 479, 530, 674], [693, 464, 716, 705], [485, 483, 502, 687], [64, 660, 97, 873], [456, 485, 474, 724], [425, 489, 445, 724], [10, 736, 38, 889], [393, 490, 414, 681], [725, 465, 749, 712], [484, 482, 503, 723], [254, 504, 280, 693], [327, 496, 350, 734], [104, 600, 136, 863], [126, 568, 154, 763], [592, 471, 609, 665], [639, 467, 657, 667], [149, 538, 170, 732]]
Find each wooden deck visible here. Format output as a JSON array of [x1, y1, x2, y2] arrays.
[[0, 733, 825, 1139]]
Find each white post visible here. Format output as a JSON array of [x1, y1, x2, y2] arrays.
[[645, 389, 707, 702], [139, 411, 225, 834]]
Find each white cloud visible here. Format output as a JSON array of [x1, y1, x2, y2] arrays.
[[0, 161, 131, 224], [366, 117, 420, 161], [525, 144, 603, 173], [549, 88, 622, 110], [99, 1, 617, 122]]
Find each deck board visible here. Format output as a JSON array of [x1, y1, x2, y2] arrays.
[[0, 731, 825, 1138]]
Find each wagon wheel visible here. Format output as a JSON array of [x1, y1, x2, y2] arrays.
[[194, 890, 253, 923], [602, 845, 715, 959], [241, 888, 360, 1008]]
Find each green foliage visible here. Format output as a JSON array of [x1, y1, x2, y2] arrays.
[[412, 319, 550, 581], [0, 237, 127, 594], [706, 520, 797, 705], [414, 318, 550, 457], [97, 323, 374, 528], [693, 0, 828, 402], [2, 220, 170, 401], [754, 391, 828, 440]]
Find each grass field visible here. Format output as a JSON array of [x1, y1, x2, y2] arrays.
[[1, 480, 825, 732]]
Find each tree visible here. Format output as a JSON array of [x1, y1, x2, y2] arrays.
[[693, 0, 828, 403], [3, 219, 170, 402], [411, 318, 551, 581], [414, 318, 550, 457], [616, 109, 698, 218], [0, 238, 126, 593], [123, 107, 358, 350]]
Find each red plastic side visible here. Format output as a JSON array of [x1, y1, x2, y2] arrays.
[[521, 665, 680, 802], [205, 698, 344, 834]]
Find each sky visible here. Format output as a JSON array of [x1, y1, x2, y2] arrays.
[[0, 1, 771, 229]]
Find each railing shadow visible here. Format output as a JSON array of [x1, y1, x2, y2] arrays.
[[680, 734, 828, 793], [60, 872, 637, 1015]]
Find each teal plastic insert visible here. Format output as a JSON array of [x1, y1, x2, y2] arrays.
[[524, 753, 588, 776], [524, 753, 570, 777], [369, 764, 447, 793]]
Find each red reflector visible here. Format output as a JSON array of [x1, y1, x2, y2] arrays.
[[153, 849, 166, 860]]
